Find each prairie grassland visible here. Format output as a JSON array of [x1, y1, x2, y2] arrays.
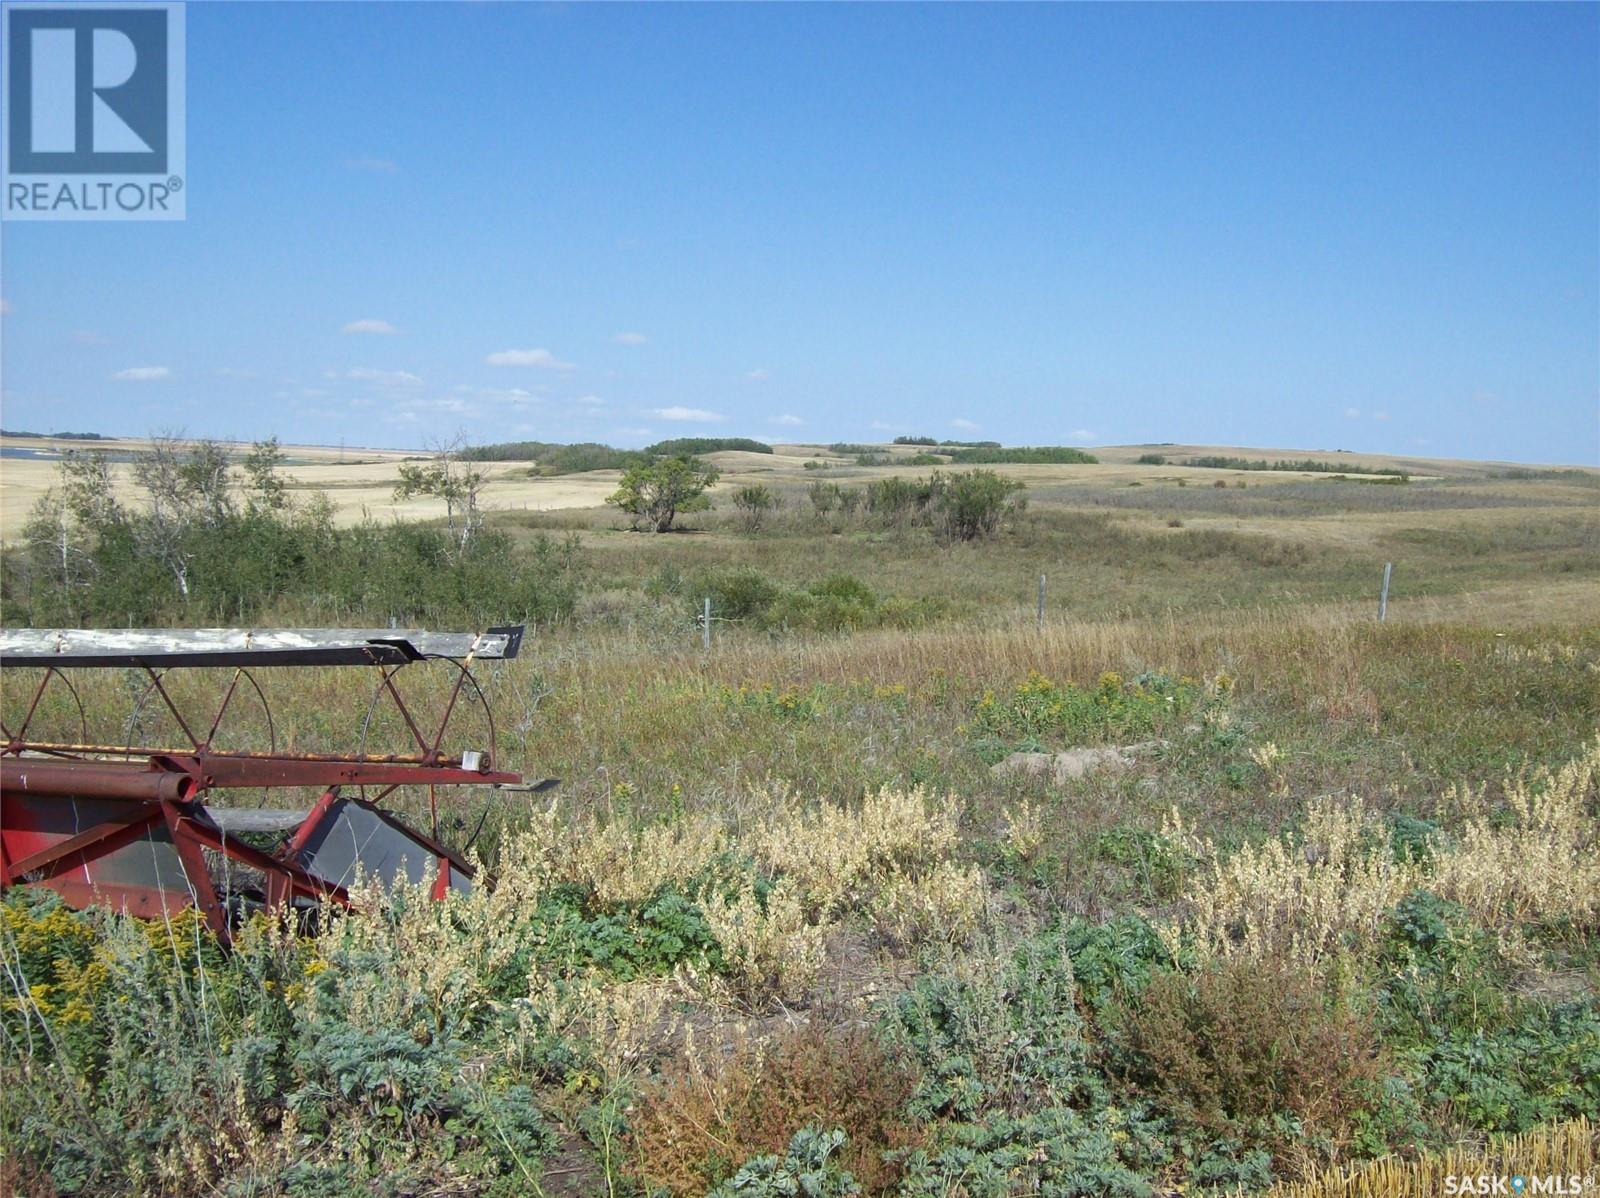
[[6, 429, 1592, 539], [2, 454, 1598, 1196]]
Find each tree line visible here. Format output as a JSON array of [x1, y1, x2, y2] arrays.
[[3, 437, 584, 629]]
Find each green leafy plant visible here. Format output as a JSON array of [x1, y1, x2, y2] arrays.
[[608, 455, 721, 532]]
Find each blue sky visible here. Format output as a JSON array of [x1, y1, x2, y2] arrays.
[[2, 1, 1596, 463]]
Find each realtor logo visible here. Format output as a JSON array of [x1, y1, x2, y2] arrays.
[[3, 2, 185, 219]]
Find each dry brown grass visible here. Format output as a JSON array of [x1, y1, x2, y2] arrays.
[[1261, 1118, 1598, 1198], [1113, 956, 1384, 1158], [627, 1021, 926, 1197], [1160, 739, 1600, 967], [12, 431, 1587, 541]]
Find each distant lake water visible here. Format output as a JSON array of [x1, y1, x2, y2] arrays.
[[1, 446, 145, 462]]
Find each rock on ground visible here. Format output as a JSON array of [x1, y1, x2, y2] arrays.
[[991, 740, 1166, 785]]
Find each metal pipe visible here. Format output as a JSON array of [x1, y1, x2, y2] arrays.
[[5, 741, 451, 765], [1, 758, 197, 803]]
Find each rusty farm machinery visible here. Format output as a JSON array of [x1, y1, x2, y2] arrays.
[[0, 626, 547, 941]]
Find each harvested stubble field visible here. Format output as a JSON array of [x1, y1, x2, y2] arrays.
[[2, 440, 1598, 1197]]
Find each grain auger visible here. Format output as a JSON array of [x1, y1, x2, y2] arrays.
[[0, 626, 549, 941]]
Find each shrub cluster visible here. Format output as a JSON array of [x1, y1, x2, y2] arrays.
[[1109, 956, 1383, 1155], [970, 670, 1208, 752], [806, 469, 1027, 540], [945, 445, 1098, 465], [4, 443, 587, 628], [650, 567, 947, 633], [647, 437, 772, 456], [0, 892, 557, 1196], [630, 1024, 922, 1196], [891, 436, 1001, 448], [463, 436, 772, 470], [463, 440, 643, 472], [1182, 455, 1407, 478]]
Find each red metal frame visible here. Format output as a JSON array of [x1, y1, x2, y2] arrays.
[[0, 651, 521, 942]]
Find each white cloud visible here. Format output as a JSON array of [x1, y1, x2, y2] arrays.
[[342, 318, 398, 335], [612, 331, 648, 345], [576, 394, 606, 406], [1372, 409, 1391, 422], [112, 366, 171, 381], [950, 418, 980, 432], [454, 384, 536, 402], [329, 367, 423, 386], [0, 298, 10, 316], [650, 406, 722, 423], [1070, 428, 1100, 442], [745, 368, 771, 382], [1344, 407, 1362, 419], [486, 348, 575, 370], [869, 420, 897, 432], [772, 413, 803, 427], [346, 156, 398, 174], [415, 397, 469, 414]]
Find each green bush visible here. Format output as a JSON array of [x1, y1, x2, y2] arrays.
[[882, 928, 1170, 1195], [808, 480, 843, 513], [646, 437, 772, 456], [895, 1110, 1163, 1198], [701, 567, 786, 621], [0, 893, 564, 1196], [886, 932, 1096, 1117], [608, 455, 720, 532], [731, 483, 777, 530], [1377, 892, 1600, 1134], [1056, 915, 1173, 1014], [865, 475, 934, 519], [461, 440, 645, 473], [946, 446, 1097, 465], [1182, 455, 1407, 478], [929, 469, 1026, 541], [970, 671, 1203, 748], [4, 447, 588, 627], [707, 1127, 862, 1198], [672, 568, 943, 634], [485, 882, 722, 992]]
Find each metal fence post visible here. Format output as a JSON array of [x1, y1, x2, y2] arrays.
[[1379, 562, 1392, 622], [703, 596, 712, 651], [1037, 574, 1046, 630]]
